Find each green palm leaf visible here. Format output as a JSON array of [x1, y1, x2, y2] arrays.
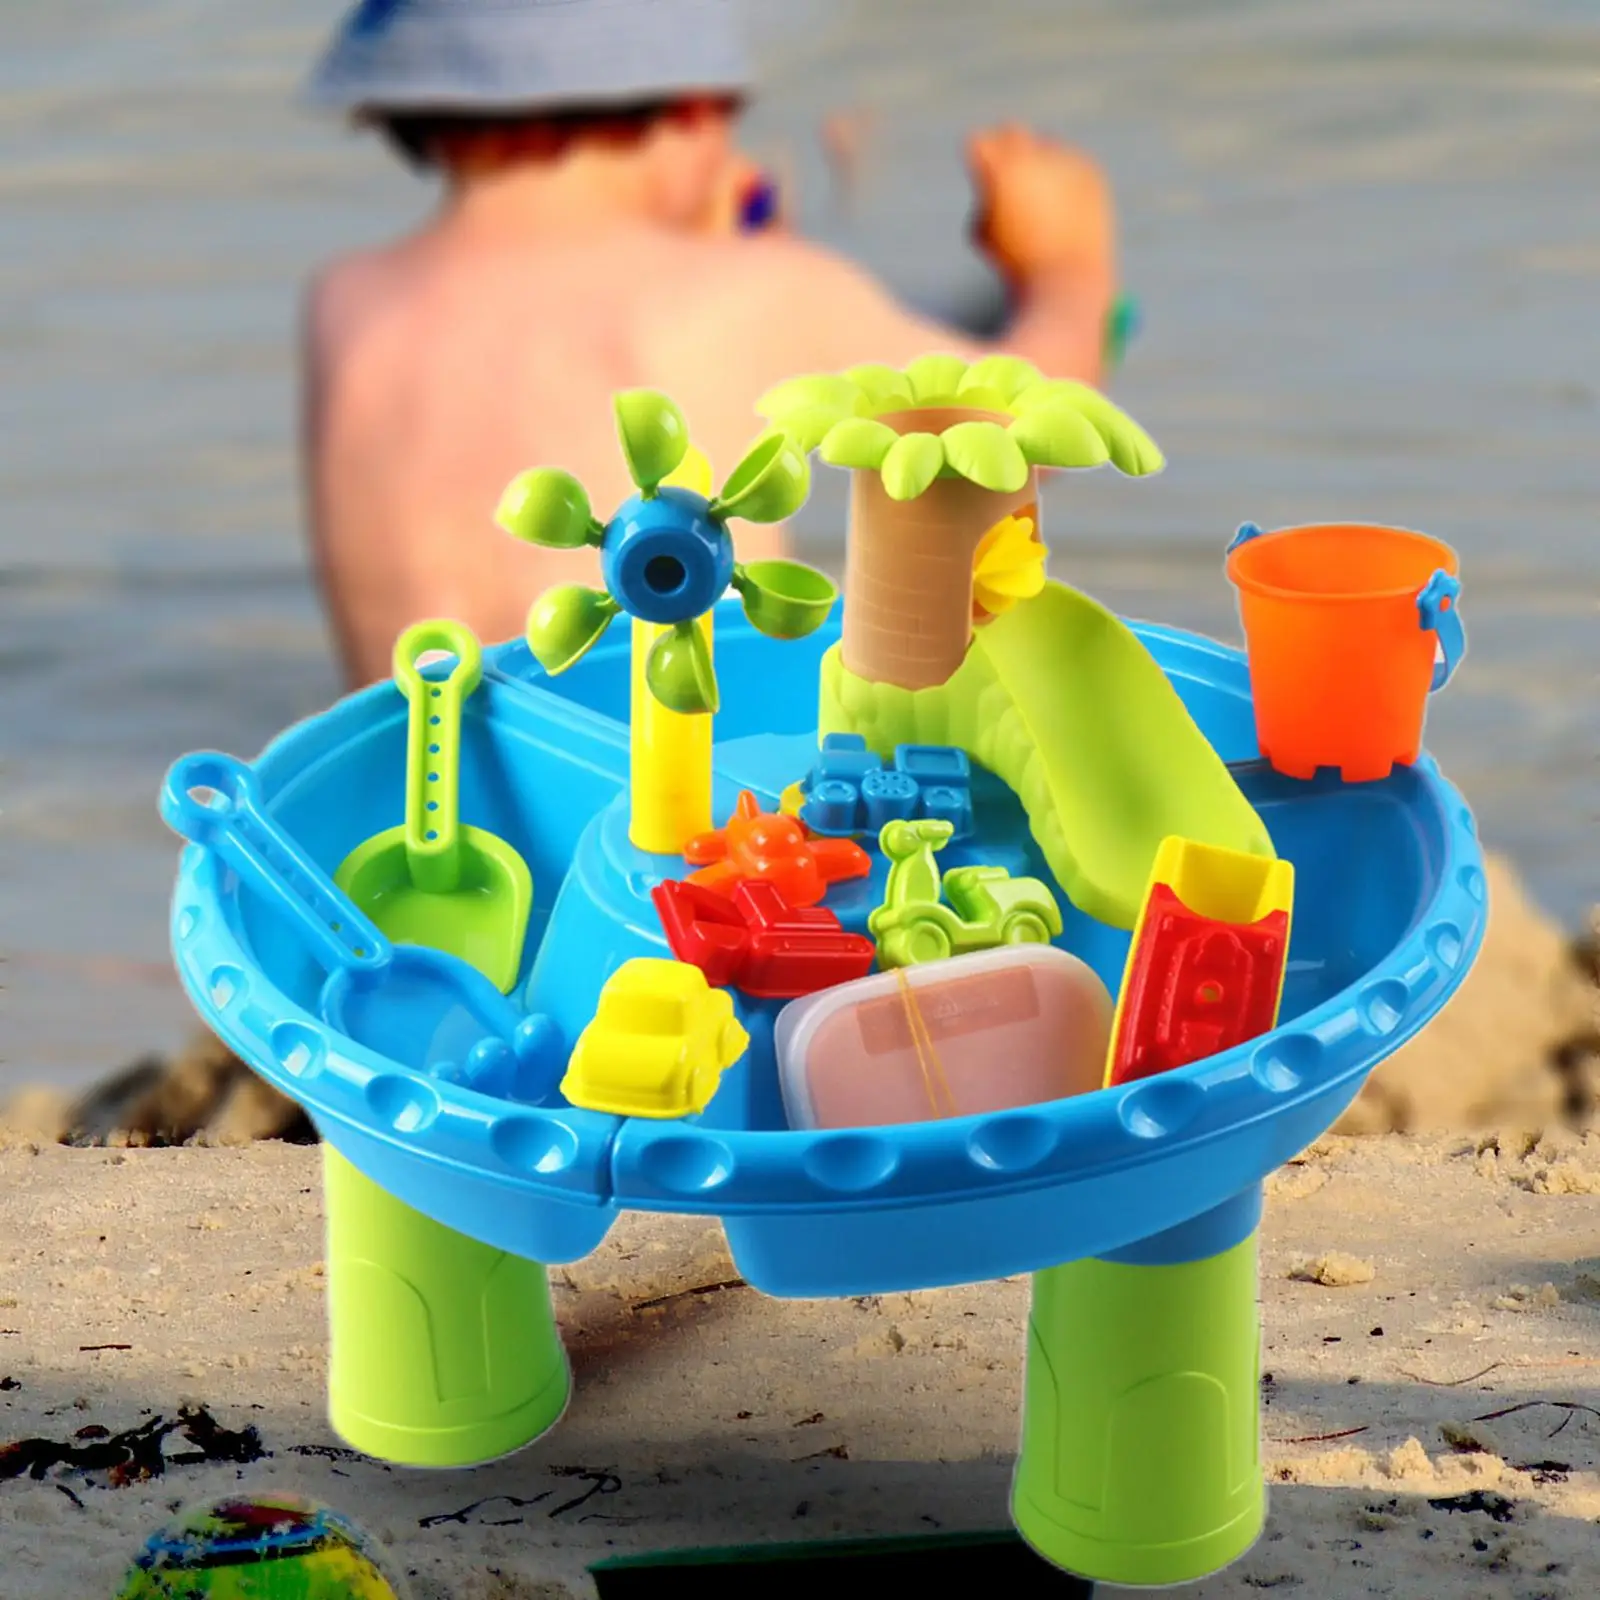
[[957, 354, 1043, 405], [1012, 380, 1164, 474], [940, 420, 1031, 492], [904, 353, 969, 404], [844, 363, 916, 411], [754, 373, 858, 428], [760, 405, 846, 454], [879, 432, 946, 500], [818, 417, 899, 470], [1008, 405, 1112, 470], [744, 358, 1163, 500], [941, 384, 1010, 413]]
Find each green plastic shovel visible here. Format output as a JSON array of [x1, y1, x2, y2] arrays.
[[326, 618, 566, 1470], [334, 619, 533, 995]]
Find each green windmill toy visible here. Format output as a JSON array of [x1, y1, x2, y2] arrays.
[[497, 391, 838, 853]]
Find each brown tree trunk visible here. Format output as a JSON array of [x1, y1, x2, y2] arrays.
[[840, 407, 1040, 689]]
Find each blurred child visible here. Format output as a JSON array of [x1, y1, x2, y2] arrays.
[[300, 0, 1119, 690]]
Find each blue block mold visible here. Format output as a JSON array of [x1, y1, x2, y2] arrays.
[[798, 733, 976, 839]]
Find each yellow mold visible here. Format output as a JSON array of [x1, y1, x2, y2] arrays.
[[561, 958, 749, 1119], [1104, 836, 1295, 1089]]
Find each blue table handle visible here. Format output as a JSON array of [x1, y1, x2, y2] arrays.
[[161, 751, 392, 974], [1416, 570, 1466, 691]]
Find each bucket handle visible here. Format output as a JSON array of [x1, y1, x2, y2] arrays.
[[1225, 521, 1263, 556], [1417, 570, 1466, 692]]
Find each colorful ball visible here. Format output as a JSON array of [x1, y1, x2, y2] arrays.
[[115, 1494, 407, 1599]]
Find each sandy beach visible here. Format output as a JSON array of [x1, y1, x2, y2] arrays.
[[0, 1129, 1596, 1599]]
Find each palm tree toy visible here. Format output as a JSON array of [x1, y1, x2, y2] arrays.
[[751, 353, 1272, 932], [496, 392, 837, 854], [756, 353, 1163, 689]]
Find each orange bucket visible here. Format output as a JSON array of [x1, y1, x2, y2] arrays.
[[1225, 522, 1466, 782]]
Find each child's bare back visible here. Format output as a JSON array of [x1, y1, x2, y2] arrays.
[[307, 222, 948, 686]]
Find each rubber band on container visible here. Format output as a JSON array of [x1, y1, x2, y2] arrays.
[[895, 968, 957, 1119]]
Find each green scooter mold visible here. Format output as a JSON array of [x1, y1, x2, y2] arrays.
[[868, 816, 1062, 967]]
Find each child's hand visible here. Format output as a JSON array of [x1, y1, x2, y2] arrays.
[[967, 124, 1114, 290]]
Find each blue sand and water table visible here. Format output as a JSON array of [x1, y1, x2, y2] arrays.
[[166, 603, 1485, 1289]]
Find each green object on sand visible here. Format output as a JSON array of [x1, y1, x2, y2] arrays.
[[820, 578, 1275, 929], [325, 618, 563, 1469], [334, 618, 533, 996], [1013, 1231, 1264, 1586], [324, 1146, 570, 1469]]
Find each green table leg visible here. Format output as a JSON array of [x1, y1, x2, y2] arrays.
[[1012, 1189, 1264, 1587], [323, 1145, 570, 1467]]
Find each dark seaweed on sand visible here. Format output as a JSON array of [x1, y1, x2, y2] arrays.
[[0, 1405, 264, 1487]]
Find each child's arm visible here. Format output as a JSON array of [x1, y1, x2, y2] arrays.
[[716, 237, 1111, 398], [968, 124, 1117, 384], [715, 126, 1116, 389]]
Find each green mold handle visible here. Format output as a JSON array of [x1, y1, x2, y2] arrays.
[[392, 619, 482, 896]]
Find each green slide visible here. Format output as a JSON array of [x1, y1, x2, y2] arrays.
[[819, 579, 1274, 929]]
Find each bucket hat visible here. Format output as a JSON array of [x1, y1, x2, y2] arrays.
[[304, 0, 757, 115]]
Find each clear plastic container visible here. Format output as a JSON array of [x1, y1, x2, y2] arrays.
[[775, 946, 1114, 1130]]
